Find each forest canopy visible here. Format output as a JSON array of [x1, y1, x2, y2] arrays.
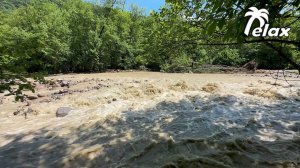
[[0, 0, 299, 99]]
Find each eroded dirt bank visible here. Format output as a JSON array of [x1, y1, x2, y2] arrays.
[[0, 72, 300, 168]]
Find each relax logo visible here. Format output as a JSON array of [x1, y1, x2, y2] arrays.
[[244, 7, 290, 37]]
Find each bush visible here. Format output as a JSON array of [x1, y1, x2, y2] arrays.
[[161, 64, 192, 73], [161, 55, 192, 73], [212, 48, 244, 66]]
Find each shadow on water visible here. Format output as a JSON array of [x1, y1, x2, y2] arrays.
[[0, 95, 300, 168]]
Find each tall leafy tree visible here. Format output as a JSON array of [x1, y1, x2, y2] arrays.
[[0, 0, 69, 99]]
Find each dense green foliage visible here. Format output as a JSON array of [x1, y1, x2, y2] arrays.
[[0, 0, 299, 99], [162, 0, 300, 70]]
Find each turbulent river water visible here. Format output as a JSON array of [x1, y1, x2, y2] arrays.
[[0, 72, 299, 168]]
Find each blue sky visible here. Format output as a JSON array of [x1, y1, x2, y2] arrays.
[[125, 0, 165, 13]]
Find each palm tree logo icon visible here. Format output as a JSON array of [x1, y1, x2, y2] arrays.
[[244, 7, 269, 36]]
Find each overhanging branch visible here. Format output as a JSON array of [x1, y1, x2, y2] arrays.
[[178, 39, 300, 46]]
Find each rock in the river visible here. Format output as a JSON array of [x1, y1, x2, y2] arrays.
[[37, 93, 46, 98], [27, 95, 38, 100], [58, 80, 70, 87], [58, 89, 69, 94], [56, 107, 73, 117], [243, 60, 258, 73], [26, 101, 32, 106], [13, 110, 21, 116]]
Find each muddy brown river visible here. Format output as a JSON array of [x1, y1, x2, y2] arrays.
[[0, 72, 300, 168]]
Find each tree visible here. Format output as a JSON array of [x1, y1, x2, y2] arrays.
[[0, 0, 69, 99], [163, 0, 300, 72]]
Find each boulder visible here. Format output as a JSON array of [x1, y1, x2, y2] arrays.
[[57, 80, 70, 87], [56, 107, 73, 117], [243, 60, 258, 73]]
